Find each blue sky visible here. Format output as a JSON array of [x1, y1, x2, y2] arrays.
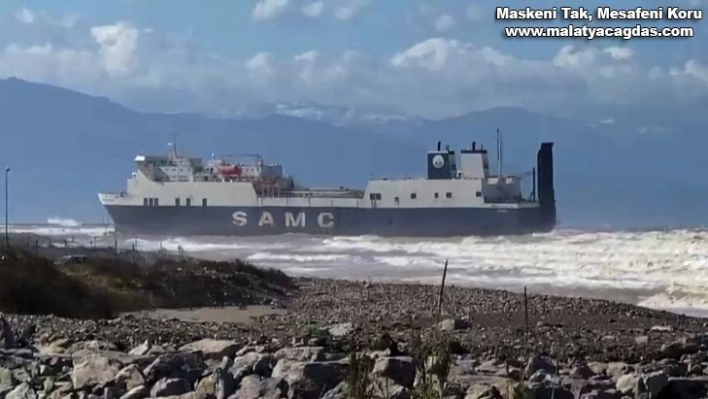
[[0, 0, 705, 118]]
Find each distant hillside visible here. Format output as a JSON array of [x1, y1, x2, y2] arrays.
[[0, 77, 706, 229]]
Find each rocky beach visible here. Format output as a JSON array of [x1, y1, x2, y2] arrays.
[[3, 248, 708, 398]]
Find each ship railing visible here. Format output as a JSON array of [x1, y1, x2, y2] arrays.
[[259, 189, 364, 199], [99, 192, 128, 199], [484, 197, 538, 204]]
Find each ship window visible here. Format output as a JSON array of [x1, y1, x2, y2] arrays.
[[202, 198, 208, 207], [394, 197, 399, 204], [476, 191, 482, 197], [369, 193, 382, 200], [143, 198, 148, 206], [175, 198, 180, 206], [446, 192, 452, 198], [434, 192, 439, 199], [154, 198, 159, 206], [186, 198, 192, 206], [410, 193, 417, 200]]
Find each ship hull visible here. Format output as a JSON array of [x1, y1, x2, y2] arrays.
[[104, 205, 554, 238]]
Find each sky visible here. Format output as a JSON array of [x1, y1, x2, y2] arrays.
[[0, 0, 705, 119]]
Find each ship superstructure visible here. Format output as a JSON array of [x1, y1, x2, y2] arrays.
[[99, 139, 556, 237]]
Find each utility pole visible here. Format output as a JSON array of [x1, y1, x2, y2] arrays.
[[4, 168, 9, 250]]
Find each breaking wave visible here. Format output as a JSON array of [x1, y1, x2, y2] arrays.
[[47, 217, 82, 227], [7, 224, 708, 317]]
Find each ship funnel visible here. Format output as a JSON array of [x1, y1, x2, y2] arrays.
[[536, 142, 556, 230]]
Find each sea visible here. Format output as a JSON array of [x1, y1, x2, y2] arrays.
[[9, 218, 708, 318]]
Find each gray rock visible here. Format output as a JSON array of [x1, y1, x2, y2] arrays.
[[615, 373, 639, 395], [528, 385, 573, 399], [273, 347, 324, 362], [277, 361, 348, 399], [372, 357, 416, 389], [571, 364, 596, 380], [327, 323, 354, 338], [231, 375, 281, 399], [5, 383, 37, 399], [127, 341, 150, 357], [66, 341, 117, 355], [523, 356, 556, 379], [142, 353, 205, 386], [0, 317, 15, 350], [178, 339, 242, 361], [229, 352, 272, 381], [650, 325, 673, 332], [641, 370, 669, 397], [475, 360, 501, 375], [114, 364, 145, 391], [150, 378, 192, 398], [667, 377, 708, 399], [119, 385, 149, 399], [464, 376, 520, 399], [1, 367, 16, 391], [71, 354, 121, 390], [606, 363, 631, 380], [102, 386, 123, 399], [437, 317, 470, 332], [214, 368, 234, 399]]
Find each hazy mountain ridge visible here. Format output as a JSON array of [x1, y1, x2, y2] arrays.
[[0, 77, 706, 228]]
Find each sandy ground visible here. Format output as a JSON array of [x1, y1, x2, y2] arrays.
[[123, 305, 287, 324]]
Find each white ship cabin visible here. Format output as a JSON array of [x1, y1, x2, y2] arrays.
[[360, 141, 535, 209], [133, 152, 290, 185], [99, 141, 536, 209]]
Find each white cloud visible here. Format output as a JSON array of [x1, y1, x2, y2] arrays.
[[465, 4, 484, 22], [604, 46, 634, 61], [252, 0, 368, 21], [333, 0, 371, 21], [90, 22, 139, 77], [302, 1, 325, 18], [252, 0, 290, 21], [410, 4, 460, 33], [1, 9, 707, 120], [14, 8, 35, 25], [433, 14, 456, 33]]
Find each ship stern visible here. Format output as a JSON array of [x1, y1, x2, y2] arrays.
[[536, 142, 556, 230]]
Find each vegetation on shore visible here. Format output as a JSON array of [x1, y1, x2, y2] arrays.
[[0, 247, 295, 319]]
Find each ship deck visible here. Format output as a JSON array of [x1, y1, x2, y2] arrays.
[[260, 189, 365, 199]]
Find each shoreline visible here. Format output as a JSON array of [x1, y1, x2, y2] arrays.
[[4, 277, 708, 398], [5, 229, 708, 320]]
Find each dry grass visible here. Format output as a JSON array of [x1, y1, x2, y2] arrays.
[[0, 249, 114, 318], [0, 247, 295, 319]]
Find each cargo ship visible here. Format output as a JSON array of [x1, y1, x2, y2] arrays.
[[98, 138, 556, 237]]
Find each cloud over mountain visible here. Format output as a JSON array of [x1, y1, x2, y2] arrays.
[[0, 7, 706, 119]]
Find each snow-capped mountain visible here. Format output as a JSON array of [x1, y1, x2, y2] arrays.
[[210, 101, 419, 127]]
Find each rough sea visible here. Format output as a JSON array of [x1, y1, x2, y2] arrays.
[[10, 218, 708, 318]]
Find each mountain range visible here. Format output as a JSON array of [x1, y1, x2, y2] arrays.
[[0, 77, 706, 229]]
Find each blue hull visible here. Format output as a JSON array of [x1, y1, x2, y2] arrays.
[[104, 205, 554, 238]]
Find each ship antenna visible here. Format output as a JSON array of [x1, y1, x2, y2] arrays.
[[496, 128, 502, 177], [172, 131, 178, 157]]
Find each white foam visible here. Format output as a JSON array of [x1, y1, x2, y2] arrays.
[[8, 225, 708, 314], [10, 224, 111, 238], [47, 217, 81, 227], [248, 252, 352, 263]]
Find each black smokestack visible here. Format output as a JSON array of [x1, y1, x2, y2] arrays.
[[536, 142, 556, 229]]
